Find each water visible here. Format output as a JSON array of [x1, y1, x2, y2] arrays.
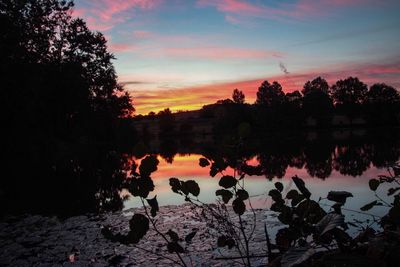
[[1, 128, 399, 218]]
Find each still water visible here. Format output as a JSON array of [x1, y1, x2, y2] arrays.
[[124, 153, 393, 223]]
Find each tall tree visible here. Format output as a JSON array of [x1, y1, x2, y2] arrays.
[[330, 77, 367, 106], [365, 83, 400, 104], [232, 88, 245, 104], [302, 77, 333, 119], [302, 76, 329, 96], [255, 81, 286, 107]]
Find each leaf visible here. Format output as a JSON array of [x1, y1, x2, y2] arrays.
[[268, 189, 283, 203], [166, 229, 180, 242], [199, 157, 210, 167], [146, 195, 159, 217], [236, 189, 249, 200], [127, 214, 149, 243], [183, 180, 200, 197], [232, 198, 246, 215], [278, 205, 293, 224], [327, 191, 353, 203], [139, 155, 159, 177], [286, 190, 299, 200], [275, 182, 284, 192], [281, 246, 316, 267], [167, 242, 184, 253], [315, 213, 345, 236], [292, 175, 311, 199], [185, 231, 197, 243], [219, 175, 237, 189], [369, 179, 380, 191], [360, 200, 378, 211], [169, 177, 182, 194], [217, 236, 235, 249], [291, 194, 305, 207], [216, 189, 233, 204], [129, 177, 155, 198]]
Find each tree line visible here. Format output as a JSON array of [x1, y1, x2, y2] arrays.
[[202, 76, 400, 133]]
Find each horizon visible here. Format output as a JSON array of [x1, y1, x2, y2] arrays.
[[73, 0, 400, 114]]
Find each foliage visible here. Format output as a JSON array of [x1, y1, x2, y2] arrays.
[[232, 88, 246, 104]]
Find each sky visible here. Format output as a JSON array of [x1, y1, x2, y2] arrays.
[[73, 0, 400, 114]]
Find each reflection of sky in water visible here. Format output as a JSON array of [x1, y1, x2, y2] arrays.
[[123, 154, 392, 226]]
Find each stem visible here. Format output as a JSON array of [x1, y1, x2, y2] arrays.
[[140, 197, 188, 267]]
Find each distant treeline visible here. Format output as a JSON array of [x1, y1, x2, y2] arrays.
[[137, 77, 400, 136]]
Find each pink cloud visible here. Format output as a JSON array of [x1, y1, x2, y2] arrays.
[[154, 47, 283, 60], [197, 0, 390, 23], [73, 0, 162, 31]]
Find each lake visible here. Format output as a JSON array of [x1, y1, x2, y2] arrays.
[[123, 128, 399, 225]]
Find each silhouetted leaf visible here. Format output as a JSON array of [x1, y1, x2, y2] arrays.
[[139, 155, 159, 177], [286, 190, 299, 200], [199, 158, 210, 167], [360, 200, 378, 211], [216, 189, 233, 204], [281, 246, 316, 267], [217, 236, 235, 249], [182, 180, 200, 197], [369, 179, 380, 191], [232, 198, 246, 215], [278, 205, 293, 224], [269, 189, 283, 202], [327, 191, 353, 204], [127, 214, 149, 243], [129, 177, 155, 198], [217, 235, 227, 247], [219, 175, 237, 189], [275, 182, 284, 192], [292, 175, 311, 199], [296, 200, 326, 224], [185, 231, 197, 243], [169, 178, 181, 194], [166, 229, 180, 242], [167, 242, 184, 253], [146, 196, 159, 217], [236, 189, 249, 200], [316, 213, 345, 236], [291, 194, 305, 207]]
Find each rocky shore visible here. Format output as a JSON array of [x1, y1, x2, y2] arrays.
[[0, 204, 279, 266]]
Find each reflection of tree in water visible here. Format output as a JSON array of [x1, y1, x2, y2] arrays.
[[1, 147, 131, 217], [159, 139, 178, 164], [333, 144, 371, 176], [304, 141, 334, 179], [257, 153, 289, 179]]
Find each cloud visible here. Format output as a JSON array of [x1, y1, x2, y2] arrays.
[[129, 59, 400, 114], [279, 62, 290, 75], [155, 47, 283, 60], [197, 0, 391, 24], [73, 0, 162, 31]]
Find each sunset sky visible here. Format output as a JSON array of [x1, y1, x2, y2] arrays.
[[73, 0, 400, 114]]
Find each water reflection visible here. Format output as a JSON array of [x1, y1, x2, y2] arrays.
[[1, 129, 399, 216]]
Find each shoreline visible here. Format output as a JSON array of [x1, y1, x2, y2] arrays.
[[0, 203, 277, 266]]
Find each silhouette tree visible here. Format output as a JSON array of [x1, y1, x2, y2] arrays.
[[298, 77, 333, 126], [255, 81, 286, 107], [232, 89, 245, 104], [285, 90, 302, 109], [330, 77, 367, 106], [302, 76, 329, 96], [1, 0, 134, 215], [365, 83, 400, 104]]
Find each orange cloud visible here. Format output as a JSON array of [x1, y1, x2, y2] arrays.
[[129, 60, 400, 114]]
